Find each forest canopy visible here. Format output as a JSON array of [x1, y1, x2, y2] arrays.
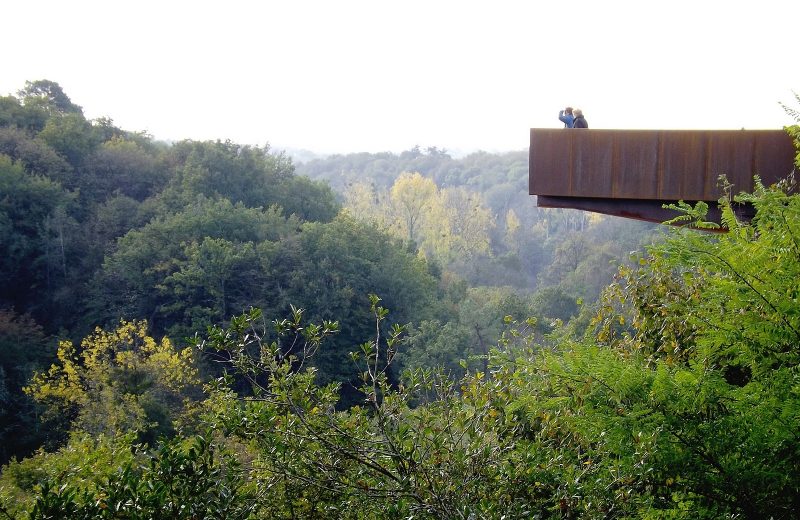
[[1, 80, 798, 519]]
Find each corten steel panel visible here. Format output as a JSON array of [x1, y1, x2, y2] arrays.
[[572, 131, 612, 195], [613, 132, 659, 198], [705, 133, 748, 196], [658, 131, 708, 199], [528, 130, 568, 195], [755, 134, 795, 182], [529, 129, 795, 201]]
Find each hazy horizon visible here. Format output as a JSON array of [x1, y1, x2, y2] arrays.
[[2, 1, 797, 155]]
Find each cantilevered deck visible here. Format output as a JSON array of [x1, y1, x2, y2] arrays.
[[529, 129, 795, 223]]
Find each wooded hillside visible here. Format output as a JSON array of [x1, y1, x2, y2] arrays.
[[1, 81, 798, 519]]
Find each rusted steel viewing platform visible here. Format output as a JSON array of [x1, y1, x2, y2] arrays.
[[529, 129, 795, 223]]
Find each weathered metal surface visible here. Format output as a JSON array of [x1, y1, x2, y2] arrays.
[[529, 129, 795, 201], [536, 196, 754, 225]]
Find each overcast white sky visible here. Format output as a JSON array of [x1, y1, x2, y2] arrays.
[[2, 0, 797, 155]]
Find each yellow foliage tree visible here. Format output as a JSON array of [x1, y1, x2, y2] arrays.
[[342, 181, 389, 226], [25, 320, 200, 439], [437, 187, 494, 263], [389, 171, 441, 243], [505, 209, 521, 252], [344, 172, 497, 267]]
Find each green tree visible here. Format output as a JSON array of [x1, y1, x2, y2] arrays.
[[82, 136, 166, 202], [0, 433, 139, 517], [158, 237, 264, 336], [274, 174, 341, 223], [400, 319, 472, 378], [0, 96, 29, 129], [535, 178, 800, 518], [17, 80, 83, 115], [89, 198, 296, 335], [0, 156, 76, 323], [0, 94, 48, 133], [157, 140, 338, 222], [0, 434, 254, 520], [199, 303, 541, 519], [25, 436, 254, 520], [37, 112, 100, 168], [0, 127, 72, 182], [283, 215, 440, 392], [0, 310, 51, 464]]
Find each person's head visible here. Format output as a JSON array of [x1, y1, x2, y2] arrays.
[[565, 106, 573, 114], [573, 108, 583, 117]]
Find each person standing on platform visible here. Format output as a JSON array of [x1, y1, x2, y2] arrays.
[[572, 108, 588, 128], [558, 107, 575, 128]]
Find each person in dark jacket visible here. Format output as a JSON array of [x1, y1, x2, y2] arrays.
[[572, 109, 588, 128], [558, 107, 574, 128]]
